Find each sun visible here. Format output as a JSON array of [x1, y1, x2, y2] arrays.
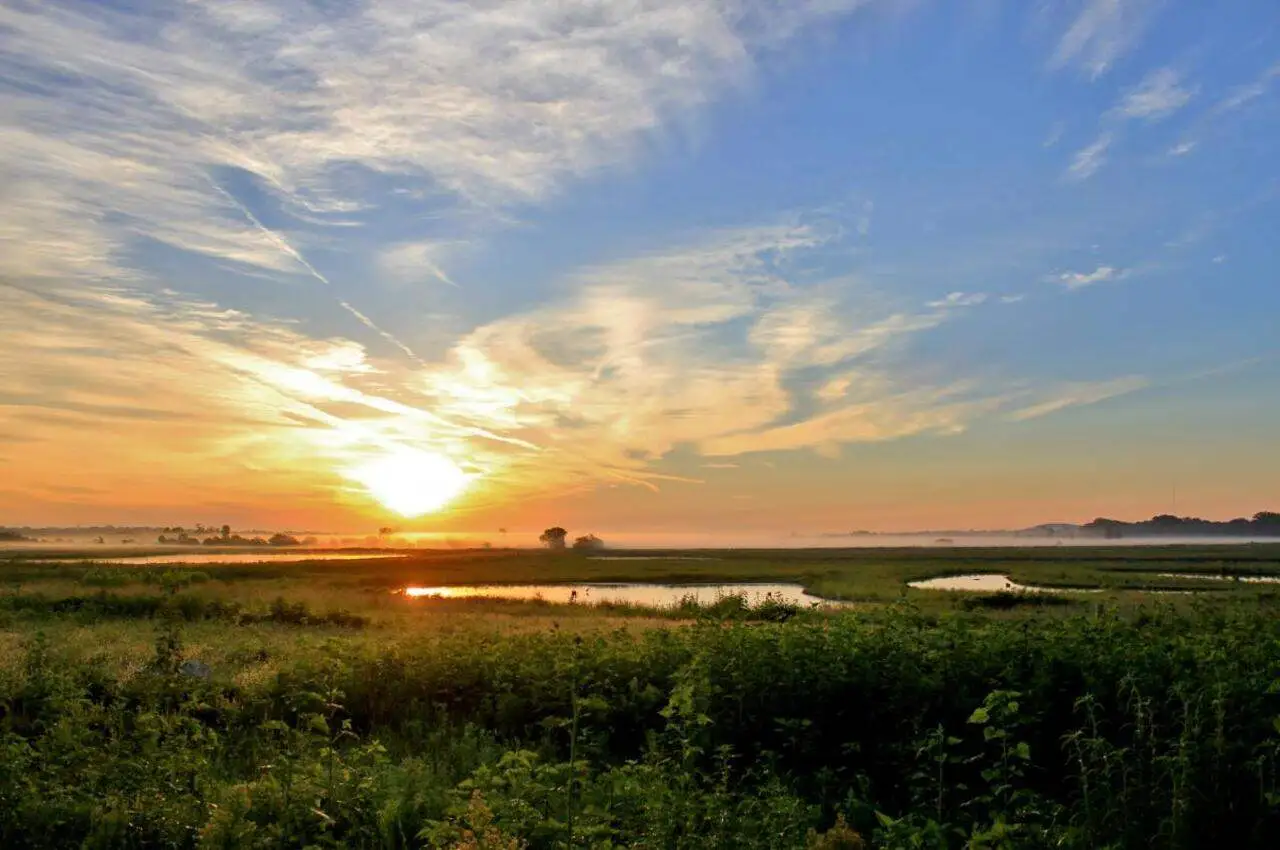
[[349, 448, 470, 517]]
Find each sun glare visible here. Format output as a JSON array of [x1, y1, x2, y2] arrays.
[[349, 448, 470, 517]]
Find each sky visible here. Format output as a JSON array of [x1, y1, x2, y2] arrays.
[[1, 0, 1278, 535]]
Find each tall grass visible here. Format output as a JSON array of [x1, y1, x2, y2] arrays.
[[0, 595, 1277, 847]]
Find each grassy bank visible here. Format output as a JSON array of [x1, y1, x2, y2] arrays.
[[9, 542, 1280, 601]]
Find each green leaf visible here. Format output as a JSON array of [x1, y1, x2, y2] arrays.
[[1015, 742, 1031, 761], [968, 707, 990, 724]]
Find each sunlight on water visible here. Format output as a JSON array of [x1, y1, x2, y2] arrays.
[[1157, 572, 1280, 584], [587, 555, 719, 561], [34, 553, 408, 565], [401, 582, 833, 607], [907, 574, 1103, 593], [907, 574, 1040, 592]]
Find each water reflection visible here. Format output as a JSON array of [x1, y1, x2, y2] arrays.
[[1156, 572, 1280, 584], [908, 574, 1045, 593], [35, 553, 407, 565], [588, 556, 719, 561], [907, 574, 1103, 593], [401, 582, 831, 607], [907, 573, 1272, 594]]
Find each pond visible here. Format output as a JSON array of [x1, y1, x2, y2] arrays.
[[587, 555, 720, 561], [32, 552, 408, 565], [401, 582, 832, 607], [907, 572, 1280, 594], [1157, 572, 1280, 584], [907, 574, 1103, 593]]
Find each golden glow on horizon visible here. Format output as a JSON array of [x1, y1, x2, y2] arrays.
[[348, 448, 470, 518]]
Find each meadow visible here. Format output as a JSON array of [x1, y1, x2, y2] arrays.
[[1, 544, 1279, 848]]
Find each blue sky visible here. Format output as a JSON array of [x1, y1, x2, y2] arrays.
[[1, 0, 1278, 532]]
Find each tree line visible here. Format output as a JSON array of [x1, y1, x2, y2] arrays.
[[1082, 511, 1280, 538], [538, 527, 605, 551]]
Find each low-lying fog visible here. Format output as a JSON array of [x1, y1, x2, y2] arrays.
[[4, 530, 1278, 552]]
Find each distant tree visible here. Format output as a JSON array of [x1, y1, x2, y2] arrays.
[[268, 532, 300, 547], [378, 527, 395, 537], [539, 527, 568, 550], [220, 524, 231, 540], [571, 533, 605, 551]]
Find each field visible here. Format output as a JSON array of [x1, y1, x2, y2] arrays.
[[2, 544, 1280, 848]]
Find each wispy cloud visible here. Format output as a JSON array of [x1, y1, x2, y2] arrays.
[[1164, 61, 1280, 158], [1006, 376, 1148, 421], [379, 241, 461, 288], [1217, 62, 1280, 112], [1054, 265, 1127, 289], [1113, 67, 1194, 120], [1051, 0, 1158, 79], [0, 281, 552, 520], [0, 0, 882, 292], [1066, 132, 1112, 180], [402, 221, 1153, 470], [1043, 121, 1066, 148], [927, 292, 988, 308], [856, 200, 875, 237]]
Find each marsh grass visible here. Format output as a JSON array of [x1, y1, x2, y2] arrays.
[[2, 546, 1280, 847]]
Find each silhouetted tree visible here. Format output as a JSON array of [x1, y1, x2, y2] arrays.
[[571, 533, 605, 551], [539, 527, 568, 550], [220, 524, 231, 540], [268, 532, 300, 547]]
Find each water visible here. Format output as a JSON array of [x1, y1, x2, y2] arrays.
[[908, 574, 1046, 593], [1157, 572, 1280, 584], [908, 572, 1280, 594], [401, 582, 831, 607], [907, 574, 1102, 593], [31, 552, 407, 565], [588, 555, 719, 561]]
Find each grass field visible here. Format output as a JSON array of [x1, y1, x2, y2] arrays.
[[2, 544, 1279, 848]]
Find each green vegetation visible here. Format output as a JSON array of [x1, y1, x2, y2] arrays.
[[1, 545, 1279, 847]]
